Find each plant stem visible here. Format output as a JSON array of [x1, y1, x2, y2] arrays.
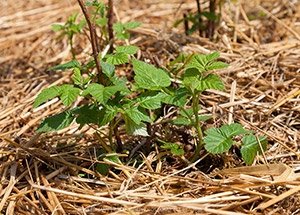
[[76, 0, 106, 85], [207, 0, 216, 39], [191, 93, 204, 162], [107, 0, 114, 53], [69, 36, 76, 59], [109, 117, 123, 152], [195, 0, 203, 37], [183, 12, 189, 35]]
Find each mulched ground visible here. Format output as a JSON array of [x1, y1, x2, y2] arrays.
[[0, 0, 300, 214]]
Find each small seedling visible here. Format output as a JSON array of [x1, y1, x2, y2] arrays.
[[175, 0, 225, 38], [52, 13, 86, 58]]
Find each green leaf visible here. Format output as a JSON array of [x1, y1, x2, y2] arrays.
[[104, 85, 123, 99], [95, 17, 107, 27], [196, 74, 224, 91], [183, 68, 201, 91], [172, 117, 191, 125], [173, 108, 211, 125], [132, 59, 171, 90], [116, 45, 139, 55], [124, 117, 148, 136], [68, 13, 78, 23], [83, 83, 122, 104], [161, 142, 184, 156], [73, 104, 102, 126], [106, 52, 129, 65], [73, 105, 117, 127], [83, 83, 104, 101], [113, 22, 124, 33], [52, 24, 64, 32], [99, 106, 118, 126], [78, 19, 86, 30], [59, 85, 80, 106], [125, 107, 151, 124], [202, 12, 219, 21], [116, 32, 130, 40], [110, 77, 130, 94], [104, 155, 122, 164], [123, 21, 141, 29], [49, 60, 81, 71], [161, 88, 189, 107], [136, 92, 165, 110], [33, 86, 61, 108], [37, 111, 75, 133], [72, 68, 83, 85], [241, 135, 268, 165], [179, 108, 194, 118], [82, 59, 95, 71], [96, 163, 109, 175], [169, 53, 187, 67], [185, 54, 207, 72], [206, 61, 228, 70], [205, 52, 220, 62], [204, 123, 248, 154], [185, 52, 227, 72], [101, 61, 115, 78], [112, 22, 134, 40]]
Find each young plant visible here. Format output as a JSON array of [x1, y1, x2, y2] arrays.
[[33, 50, 171, 149], [52, 13, 86, 58], [166, 52, 268, 163], [175, 0, 224, 38], [34, 0, 267, 167]]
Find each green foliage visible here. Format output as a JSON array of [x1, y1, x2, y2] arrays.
[[115, 45, 139, 55], [174, 1, 222, 37], [52, 13, 85, 58], [204, 123, 248, 154], [203, 124, 267, 164], [161, 88, 188, 107], [82, 83, 124, 104], [185, 52, 228, 72], [37, 111, 75, 133], [182, 53, 227, 93], [241, 135, 267, 165], [34, 86, 61, 108], [34, 85, 80, 108], [124, 117, 148, 136], [101, 61, 115, 78], [113, 21, 141, 40], [49, 60, 81, 71], [160, 142, 184, 156], [105, 45, 139, 65], [132, 59, 171, 90], [172, 108, 211, 126], [96, 153, 122, 175], [135, 92, 165, 110], [35, 0, 267, 166], [73, 104, 103, 126], [124, 107, 151, 124], [52, 13, 85, 37]]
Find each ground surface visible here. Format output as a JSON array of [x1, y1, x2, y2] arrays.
[[0, 0, 300, 214]]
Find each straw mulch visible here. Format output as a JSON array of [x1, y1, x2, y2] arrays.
[[1, 0, 300, 214]]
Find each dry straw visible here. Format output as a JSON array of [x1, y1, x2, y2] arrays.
[[0, 0, 299, 214]]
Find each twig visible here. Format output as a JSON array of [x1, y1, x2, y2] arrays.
[[183, 12, 189, 35], [195, 0, 203, 36], [107, 0, 114, 53], [76, 0, 105, 84], [207, 0, 216, 38]]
